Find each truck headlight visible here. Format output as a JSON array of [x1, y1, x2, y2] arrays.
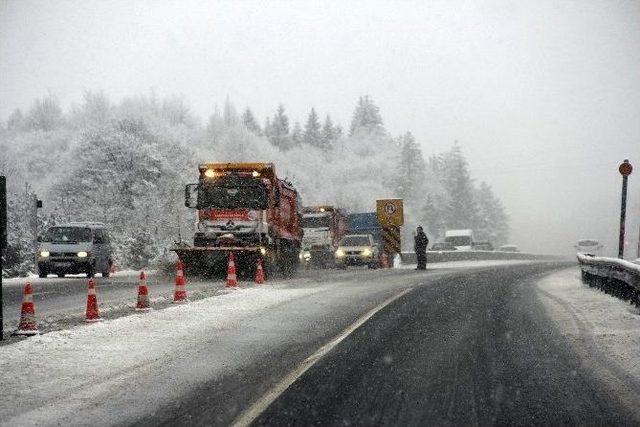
[[362, 248, 372, 257], [335, 249, 345, 258], [39, 250, 50, 258], [77, 251, 88, 258]]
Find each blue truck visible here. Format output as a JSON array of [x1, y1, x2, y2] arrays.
[[347, 213, 383, 251]]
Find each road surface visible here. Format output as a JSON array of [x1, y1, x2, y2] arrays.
[[4, 261, 640, 426]]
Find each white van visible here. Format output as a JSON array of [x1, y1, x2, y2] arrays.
[[444, 229, 474, 251], [36, 222, 113, 278]]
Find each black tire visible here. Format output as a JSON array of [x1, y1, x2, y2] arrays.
[[39, 272, 48, 278], [57, 273, 65, 278], [102, 270, 110, 278], [86, 265, 95, 278]]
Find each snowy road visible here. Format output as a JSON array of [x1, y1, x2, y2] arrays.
[[6, 261, 640, 426]]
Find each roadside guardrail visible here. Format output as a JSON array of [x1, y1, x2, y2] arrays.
[[577, 253, 640, 304], [400, 250, 563, 265]]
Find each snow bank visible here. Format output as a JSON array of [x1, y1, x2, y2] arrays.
[[0, 285, 319, 425], [537, 268, 640, 397]]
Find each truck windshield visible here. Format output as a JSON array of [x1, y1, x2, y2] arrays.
[[198, 179, 268, 209], [302, 216, 331, 228], [340, 236, 370, 246], [43, 227, 92, 243], [445, 236, 472, 246]]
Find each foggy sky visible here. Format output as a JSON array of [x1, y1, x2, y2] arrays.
[[1, 0, 639, 256]]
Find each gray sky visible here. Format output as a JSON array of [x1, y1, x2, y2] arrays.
[[1, 0, 639, 255]]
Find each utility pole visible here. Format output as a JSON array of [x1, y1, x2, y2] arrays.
[[618, 159, 633, 259]]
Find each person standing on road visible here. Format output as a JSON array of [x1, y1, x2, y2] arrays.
[[414, 226, 429, 270]]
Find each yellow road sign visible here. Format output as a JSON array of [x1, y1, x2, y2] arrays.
[[376, 199, 404, 226]]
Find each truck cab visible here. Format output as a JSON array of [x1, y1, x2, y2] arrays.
[[300, 206, 347, 268]]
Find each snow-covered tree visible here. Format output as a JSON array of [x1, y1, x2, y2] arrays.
[[291, 121, 303, 146], [268, 104, 291, 150], [321, 114, 336, 150], [241, 107, 261, 135], [25, 94, 64, 131], [349, 95, 385, 137], [475, 181, 509, 244], [7, 109, 25, 131], [303, 108, 322, 147]]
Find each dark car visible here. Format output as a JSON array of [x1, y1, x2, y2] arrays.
[[429, 242, 457, 251]]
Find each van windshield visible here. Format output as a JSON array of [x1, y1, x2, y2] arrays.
[[43, 227, 92, 243]]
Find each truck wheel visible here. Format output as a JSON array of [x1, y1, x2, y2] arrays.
[[57, 273, 65, 278], [86, 265, 95, 278], [102, 270, 110, 278], [39, 271, 48, 278]]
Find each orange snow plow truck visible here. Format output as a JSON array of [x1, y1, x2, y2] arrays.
[[174, 163, 303, 277]]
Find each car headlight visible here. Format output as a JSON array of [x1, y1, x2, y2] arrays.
[[303, 252, 311, 260], [77, 251, 88, 258], [39, 250, 50, 258], [260, 247, 267, 256], [335, 249, 345, 258], [362, 248, 372, 257]]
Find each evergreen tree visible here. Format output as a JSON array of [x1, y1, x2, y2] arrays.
[[268, 104, 291, 150], [475, 182, 509, 244], [420, 193, 448, 239], [223, 96, 238, 126], [439, 143, 479, 229], [321, 114, 336, 149], [349, 95, 384, 136], [241, 107, 262, 135], [303, 108, 322, 147], [390, 132, 426, 200], [291, 121, 303, 146]]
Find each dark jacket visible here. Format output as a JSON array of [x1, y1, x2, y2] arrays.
[[414, 231, 429, 252]]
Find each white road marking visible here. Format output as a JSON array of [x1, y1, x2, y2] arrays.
[[231, 287, 414, 427]]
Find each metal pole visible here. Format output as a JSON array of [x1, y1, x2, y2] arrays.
[[619, 174, 628, 259], [1, 176, 6, 341]]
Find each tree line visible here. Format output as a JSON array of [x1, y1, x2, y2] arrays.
[[0, 92, 508, 276]]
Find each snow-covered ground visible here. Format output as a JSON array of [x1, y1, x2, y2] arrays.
[[536, 268, 640, 405]]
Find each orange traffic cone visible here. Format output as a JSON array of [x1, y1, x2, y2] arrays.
[[226, 252, 238, 288], [135, 270, 151, 311], [254, 258, 265, 285], [85, 279, 102, 322], [12, 282, 39, 336], [173, 259, 188, 304]]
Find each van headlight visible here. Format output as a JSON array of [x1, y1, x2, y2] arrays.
[[362, 248, 372, 257], [335, 249, 345, 258], [77, 251, 88, 258], [39, 250, 50, 258]]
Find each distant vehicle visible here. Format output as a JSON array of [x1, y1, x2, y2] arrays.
[[575, 239, 603, 256], [429, 242, 457, 251], [300, 205, 348, 268], [347, 213, 384, 254], [334, 234, 379, 269], [498, 245, 519, 252], [472, 241, 494, 251], [444, 229, 474, 251], [36, 222, 113, 278]]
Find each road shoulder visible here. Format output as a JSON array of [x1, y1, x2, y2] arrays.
[[536, 267, 640, 418]]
